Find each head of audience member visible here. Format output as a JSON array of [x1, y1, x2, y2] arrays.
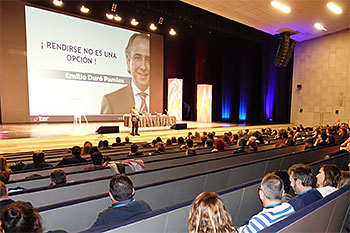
[[188, 192, 234, 233], [205, 139, 214, 147], [130, 144, 139, 154], [125, 136, 130, 144], [259, 173, 284, 207], [237, 139, 246, 151], [316, 164, 341, 188], [109, 174, 135, 203], [339, 128, 348, 137], [208, 133, 214, 140], [273, 170, 291, 194], [50, 169, 67, 186], [247, 137, 258, 151], [102, 140, 109, 149], [338, 171, 350, 188], [166, 138, 172, 146], [200, 136, 207, 146], [71, 146, 82, 157], [1, 201, 42, 233], [81, 141, 92, 155], [0, 156, 10, 172], [288, 164, 315, 195], [171, 136, 177, 144], [326, 135, 335, 145], [186, 139, 194, 148], [115, 137, 122, 144], [98, 140, 104, 149], [214, 139, 225, 151], [89, 146, 100, 155], [194, 132, 200, 138], [0, 181, 9, 201], [151, 140, 157, 147], [91, 152, 103, 166], [178, 137, 185, 145], [155, 142, 165, 153], [304, 137, 314, 148], [223, 135, 231, 145], [156, 137, 162, 143], [319, 133, 328, 142], [32, 150, 46, 167]]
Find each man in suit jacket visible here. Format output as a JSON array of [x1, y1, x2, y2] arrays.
[[101, 33, 150, 114]]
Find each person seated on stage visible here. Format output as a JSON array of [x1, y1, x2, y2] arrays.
[[316, 164, 341, 197], [1, 201, 42, 233], [288, 164, 323, 211], [57, 146, 87, 166], [50, 169, 67, 186], [81, 141, 93, 155], [0, 182, 14, 213], [211, 139, 225, 152], [238, 173, 295, 233], [128, 144, 143, 157], [188, 192, 236, 233], [112, 137, 125, 147], [85, 152, 106, 170], [23, 150, 52, 170], [91, 174, 151, 228], [338, 171, 350, 188]]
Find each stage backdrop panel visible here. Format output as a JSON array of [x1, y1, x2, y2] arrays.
[[197, 84, 212, 122], [167, 78, 183, 120]]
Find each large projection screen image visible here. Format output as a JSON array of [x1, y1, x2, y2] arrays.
[[25, 6, 151, 121]]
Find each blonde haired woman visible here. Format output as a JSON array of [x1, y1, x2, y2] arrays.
[[188, 192, 236, 233]]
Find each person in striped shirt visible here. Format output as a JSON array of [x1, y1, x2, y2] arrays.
[[239, 173, 295, 233]]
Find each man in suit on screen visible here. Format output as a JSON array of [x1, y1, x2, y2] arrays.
[[101, 33, 150, 114]]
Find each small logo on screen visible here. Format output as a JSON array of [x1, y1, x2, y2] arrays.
[[34, 115, 50, 122]]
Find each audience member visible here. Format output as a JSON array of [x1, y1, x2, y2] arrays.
[[91, 174, 151, 228], [154, 142, 165, 154], [326, 135, 335, 145], [314, 133, 328, 147], [88, 146, 100, 155], [273, 170, 294, 202], [288, 164, 322, 211], [102, 155, 125, 174], [211, 139, 225, 152], [166, 138, 172, 146], [338, 171, 350, 188], [81, 141, 92, 155], [23, 150, 52, 170], [0, 181, 14, 212], [112, 137, 125, 147], [188, 192, 236, 233], [128, 144, 143, 156], [205, 138, 214, 147], [171, 136, 177, 144], [233, 139, 247, 155], [57, 146, 87, 166], [50, 169, 67, 186], [247, 137, 258, 152], [85, 152, 105, 170], [0, 156, 11, 182], [316, 164, 341, 197], [239, 173, 295, 233], [304, 138, 315, 150], [184, 139, 196, 155], [178, 137, 185, 145], [1, 201, 42, 233], [124, 136, 131, 144]]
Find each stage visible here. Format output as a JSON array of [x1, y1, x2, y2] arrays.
[[0, 121, 293, 154]]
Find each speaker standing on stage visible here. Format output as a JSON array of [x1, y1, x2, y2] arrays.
[[130, 105, 140, 136]]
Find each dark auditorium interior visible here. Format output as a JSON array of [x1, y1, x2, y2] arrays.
[[0, 0, 349, 232]]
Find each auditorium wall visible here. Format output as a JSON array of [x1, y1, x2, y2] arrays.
[[0, 0, 163, 123], [291, 28, 350, 126]]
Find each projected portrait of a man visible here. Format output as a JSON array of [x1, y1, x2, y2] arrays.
[[101, 33, 150, 114]]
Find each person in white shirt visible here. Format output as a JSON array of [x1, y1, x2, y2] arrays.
[[316, 164, 341, 197]]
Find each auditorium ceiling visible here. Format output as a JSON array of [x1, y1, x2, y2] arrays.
[[181, 0, 350, 41]]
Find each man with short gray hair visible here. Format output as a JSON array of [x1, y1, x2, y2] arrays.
[[239, 173, 295, 233]]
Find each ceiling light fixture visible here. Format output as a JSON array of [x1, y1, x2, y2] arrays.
[[314, 23, 327, 31], [131, 18, 139, 26], [80, 5, 90, 14], [327, 2, 342, 14], [271, 1, 291, 13], [169, 28, 176, 36], [114, 14, 122, 21], [149, 23, 157, 31], [53, 0, 63, 7], [106, 13, 114, 20]]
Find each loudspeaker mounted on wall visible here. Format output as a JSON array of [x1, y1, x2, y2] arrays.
[[335, 110, 339, 114], [95, 126, 119, 134], [299, 108, 303, 113], [297, 84, 302, 90], [274, 32, 297, 67]]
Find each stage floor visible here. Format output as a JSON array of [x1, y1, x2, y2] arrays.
[[0, 121, 293, 153]]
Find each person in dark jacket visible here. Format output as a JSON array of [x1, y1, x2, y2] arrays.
[[91, 174, 151, 228], [57, 146, 87, 166], [23, 150, 52, 170], [0, 181, 14, 213]]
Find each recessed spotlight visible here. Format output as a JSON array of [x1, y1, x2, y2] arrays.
[[314, 23, 327, 31], [106, 13, 114, 20], [327, 2, 342, 14], [114, 14, 122, 21], [271, 1, 291, 13], [149, 23, 157, 31], [53, 0, 63, 7], [80, 5, 89, 14], [169, 28, 176, 36], [131, 18, 139, 26]]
